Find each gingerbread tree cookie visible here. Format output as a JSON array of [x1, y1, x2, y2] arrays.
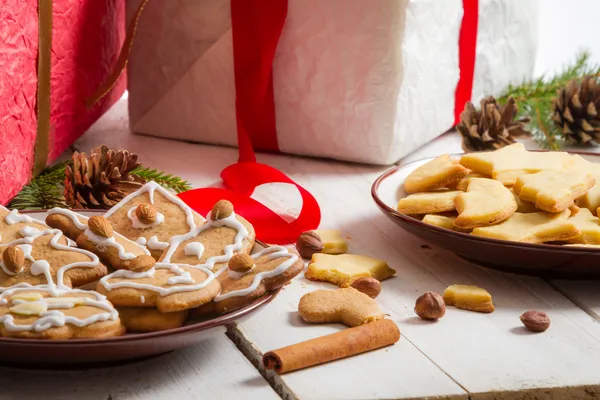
[[513, 170, 595, 213], [459, 143, 573, 186], [209, 246, 304, 314], [102, 182, 205, 259], [454, 178, 517, 229], [160, 200, 256, 272]]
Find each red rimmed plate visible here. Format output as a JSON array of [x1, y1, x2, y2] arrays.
[[0, 210, 278, 367], [372, 152, 600, 279]]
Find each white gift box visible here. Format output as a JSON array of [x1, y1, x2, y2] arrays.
[[128, 0, 539, 165]]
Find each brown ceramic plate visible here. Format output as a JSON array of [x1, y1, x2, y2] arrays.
[[372, 151, 600, 279], [0, 210, 279, 367]]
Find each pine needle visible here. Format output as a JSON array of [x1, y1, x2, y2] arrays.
[[497, 51, 600, 149], [9, 177, 66, 210], [131, 166, 192, 193]]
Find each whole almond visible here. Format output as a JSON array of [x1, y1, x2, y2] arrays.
[[415, 292, 446, 321], [129, 255, 156, 272], [295, 231, 323, 259], [350, 277, 382, 298], [211, 200, 234, 220], [520, 310, 550, 332], [3, 246, 24, 274], [88, 216, 113, 238], [136, 204, 157, 224], [229, 254, 255, 273]]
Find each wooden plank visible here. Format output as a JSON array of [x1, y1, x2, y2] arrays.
[[0, 327, 279, 400]]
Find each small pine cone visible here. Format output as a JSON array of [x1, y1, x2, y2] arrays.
[[552, 75, 600, 144], [64, 145, 145, 209], [457, 96, 531, 152]]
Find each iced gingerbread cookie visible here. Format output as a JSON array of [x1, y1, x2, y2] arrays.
[[298, 287, 385, 327], [513, 170, 595, 213], [454, 178, 517, 229], [116, 307, 189, 333], [102, 182, 205, 259], [0, 208, 106, 288], [206, 247, 303, 314], [566, 208, 600, 245], [97, 261, 220, 313], [47, 209, 154, 271], [460, 143, 573, 186], [404, 154, 469, 194], [305, 254, 396, 287], [397, 191, 462, 215], [159, 200, 255, 272], [471, 210, 580, 244]]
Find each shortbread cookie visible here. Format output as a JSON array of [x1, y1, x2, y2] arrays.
[[159, 200, 255, 272], [569, 155, 600, 216], [443, 284, 494, 313], [566, 208, 600, 245], [0, 208, 106, 288], [422, 214, 471, 233], [513, 170, 595, 213], [0, 289, 124, 339], [47, 209, 154, 271], [471, 210, 580, 243], [210, 246, 304, 314], [512, 189, 538, 213], [97, 262, 220, 312], [117, 307, 189, 332], [454, 178, 517, 229], [298, 287, 385, 327], [305, 253, 396, 287], [451, 172, 488, 191], [314, 230, 348, 254], [404, 155, 469, 194], [460, 143, 573, 186], [397, 191, 462, 215], [103, 182, 205, 259], [564, 244, 600, 248]]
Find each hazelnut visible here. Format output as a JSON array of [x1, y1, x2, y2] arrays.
[[350, 277, 382, 299], [229, 254, 255, 273], [128, 255, 155, 272], [520, 310, 550, 332], [295, 231, 323, 259], [414, 292, 446, 321], [3, 246, 24, 274], [88, 216, 113, 238], [211, 200, 234, 220], [136, 204, 157, 224]]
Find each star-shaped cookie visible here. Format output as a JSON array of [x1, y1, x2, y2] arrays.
[[566, 208, 600, 245]]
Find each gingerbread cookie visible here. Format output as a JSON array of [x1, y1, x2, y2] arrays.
[[102, 181, 205, 259], [97, 262, 220, 313], [47, 209, 154, 271], [159, 200, 255, 272], [566, 208, 600, 245], [459, 143, 573, 186], [513, 170, 595, 213], [306, 253, 396, 287], [210, 246, 303, 314], [397, 191, 462, 215], [454, 178, 517, 229], [404, 155, 469, 194], [298, 287, 385, 327], [117, 307, 189, 332], [471, 210, 580, 243]]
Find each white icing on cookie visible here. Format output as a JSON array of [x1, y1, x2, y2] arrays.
[[147, 236, 169, 250], [184, 242, 204, 259], [136, 237, 148, 246], [162, 212, 249, 271], [47, 208, 88, 230], [126, 206, 165, 229], [5, 209, 34, 225], [83, 228, 139, 261], [140, 295, 145, 304], [214, 246, 298, 302], [99, 263, 215, 296]]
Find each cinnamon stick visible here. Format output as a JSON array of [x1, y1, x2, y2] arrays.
[[262, 319, 400, 374]]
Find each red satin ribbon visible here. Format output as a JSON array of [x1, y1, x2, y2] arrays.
[[454, 0, 479, 124], [178, 0, 321, 244]]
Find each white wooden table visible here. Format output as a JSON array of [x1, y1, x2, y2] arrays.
[[3, 97, 600, 400]]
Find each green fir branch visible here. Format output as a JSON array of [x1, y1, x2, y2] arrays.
[[131, 166, 192, 193], [498, 51, 600, 149], [9, 176, 66, 210]]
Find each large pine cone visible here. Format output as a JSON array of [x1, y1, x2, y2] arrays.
[[457, 96, 530, 152], [552, 75, 600, 144], [64, 145, 145, 209]]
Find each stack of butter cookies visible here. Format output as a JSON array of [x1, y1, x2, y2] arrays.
[[0, 181, 304, 339], [398, 143, 600, 246]]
